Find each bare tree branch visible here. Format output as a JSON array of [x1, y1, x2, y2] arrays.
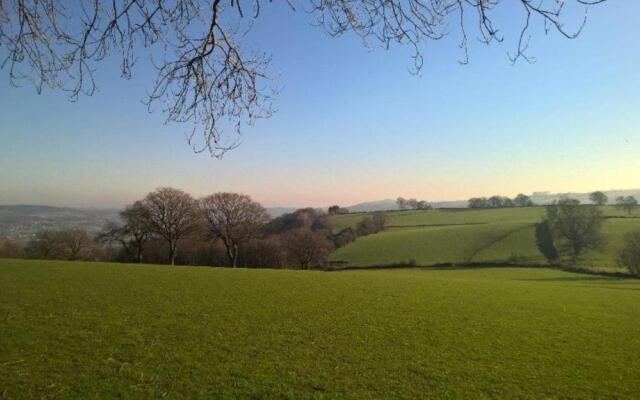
[[0, 0, 606, 156]]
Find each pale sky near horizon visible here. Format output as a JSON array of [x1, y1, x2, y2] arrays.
[[1, 1, 639, 208]]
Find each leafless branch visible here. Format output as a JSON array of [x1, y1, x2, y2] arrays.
[[0, 0, 606, 156]]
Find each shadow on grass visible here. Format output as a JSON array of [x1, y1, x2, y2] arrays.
[[386, 222, 488, 229], [516, 276, 625, 283], [515, 279, 640, 292], [327, 261, 640, 281]]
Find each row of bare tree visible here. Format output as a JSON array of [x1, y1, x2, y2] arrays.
[[4, 188, 388, 269], [396, 197, 431, 210], [589, 191, 640, 213], [468, 194, 534, 209], [98, 188, 339, 268], [0, 230, 99, 261]]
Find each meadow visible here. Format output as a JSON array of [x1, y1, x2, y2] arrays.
[[1, 259, 640, 398], [330, 206, 640, 271]]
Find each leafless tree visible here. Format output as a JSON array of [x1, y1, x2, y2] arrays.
[[615, 196, 638, 215], [406, 198, 419, 210], [618, 229, 640, 276], [0, 239, 24, 258], [514, 193, 534, 207], [27, 230, 64, 259], [328, 205, 348, 215], [589, 191, 608, 206], [58, 229, 92, 260], [120, 201, 151, 261], [28, 228, 92, 260], [371, 211, 387, 232], [140, 187, 200, 265], [237, 236, 287, 268], [355, 212, 385, 236], [310, 0, 607, 67], [546, 198, 603, 263], [98, 222, 129, 256], [488, 195, 513, 208], [200, 192, 269, 267], [0, 1, 607, 156], [98, 201, 150, 262], [332, 227, 356, 248], [283, 227, 334, 269], [397, 197, 407, 210], [468, 197, 488, 209]]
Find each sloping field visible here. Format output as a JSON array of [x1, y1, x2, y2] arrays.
[[332, 207, 544, 231], [331, 222, 535, 266], [330, 207, 640, 270], [471, 224, 544, 264], [385, 207, 544, 227], [335, 206, 640, 231], [579, 218, 640, 270], [2, 259, 640, 398]]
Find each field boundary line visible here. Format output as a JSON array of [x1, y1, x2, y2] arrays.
[[326, 262, 638, 279], [387, 222, 488, 229], [464, 223, 537, 263]]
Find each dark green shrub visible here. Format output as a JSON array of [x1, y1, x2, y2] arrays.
[[535, 221, 559, 264], [618, 229, 640, 276]]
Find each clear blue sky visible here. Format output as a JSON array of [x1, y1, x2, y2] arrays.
[[1, 1, 638, 208]]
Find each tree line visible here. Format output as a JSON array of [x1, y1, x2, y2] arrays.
[[467, 191, 639, 211], [589, 190, 639, 213], [1, 188, 387, 269], [468, 194, 534, 209], [396, 197, 432, 210], [535, 196, 640, 276], [4, 189, 640, 275]]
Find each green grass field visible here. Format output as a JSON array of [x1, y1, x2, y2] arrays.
[[331, 207, 640, 270], [2, 259, 640, 398]]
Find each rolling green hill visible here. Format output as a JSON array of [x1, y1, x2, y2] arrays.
[[2, 259, 640, 398], [330, 207, 640, 270]]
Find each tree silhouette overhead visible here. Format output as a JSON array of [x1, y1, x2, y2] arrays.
[[0, 0, 607, 156]]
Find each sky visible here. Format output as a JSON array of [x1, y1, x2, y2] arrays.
[[1, 1, 639, 208]]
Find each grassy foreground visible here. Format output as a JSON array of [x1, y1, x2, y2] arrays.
[[2, 259, 640, 398]]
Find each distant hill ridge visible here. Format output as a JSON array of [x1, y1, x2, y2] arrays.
[[344, 189, 640, 213], [2, 189, 639, 239]]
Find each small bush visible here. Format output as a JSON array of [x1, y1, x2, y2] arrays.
[[332, 228, 356, 248], [618, 229, 640, 276], [356, 212, 387, 237], [508, 253, 527, 265], [535, 221, 559, 264]]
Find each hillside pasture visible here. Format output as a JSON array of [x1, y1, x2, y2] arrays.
[[330, 207, 640, 270], [331, 221, 536, 266], [332, 207, 545, 232]]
